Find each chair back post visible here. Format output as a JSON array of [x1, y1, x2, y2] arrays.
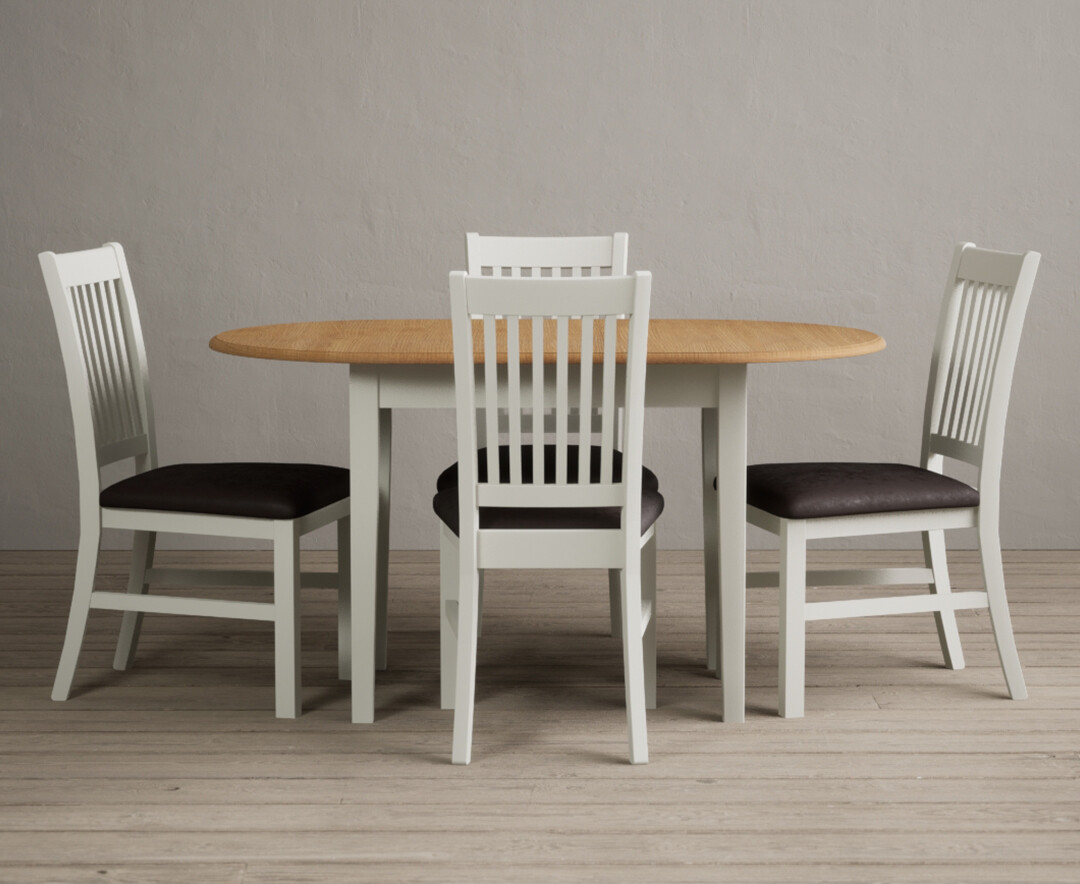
[[974, 249, 1040, 513], [107, 242, 158, 473], [39, 243, 159, 520], [919, 243, 1041, 509], [619, 272, 651, 551], [449, 271, 480, 561]]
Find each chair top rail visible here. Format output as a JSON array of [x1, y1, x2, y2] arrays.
[[466, 233, 628, 275], [462, 274, 638, 318]]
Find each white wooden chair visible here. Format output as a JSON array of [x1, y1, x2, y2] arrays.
[[436, 270, 660, 764], [742, 243, 1040, 717], [40, 243, 351, 718], [461, 233, 632, 643]]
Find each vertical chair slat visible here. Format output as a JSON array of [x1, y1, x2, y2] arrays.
[[98, 279, 130, 440], [577, 315, 594, 483], [507, 315, 523, 484], [532, 316, 544, 484], [600, 315, 617, 482], [940, 280, 974, 438], [69, 286, 102, 441], [945, 280, 977, 441], [946, 280, 980, 438], [103, 278, 138, 439], [115, 274, 148, 442], [955, 281, 991, 445], [961, 283, 1000, 445], [483, 316, 500, 484], [75, 283, 113, 444], [98, 279, 131, 443], [972, 286, 1012, 447], [945, 280, 976, 442], [555, 316, 569, 483], [86, 281, 120, 442], [96, 279, 135, 440], [90, 280, 126, 443]]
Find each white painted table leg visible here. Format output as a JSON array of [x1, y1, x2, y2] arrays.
[[336, 516, 351, 680], [349, 366, 380, 723], [715, 364, 747, 723], [375, 407, 392, 671], [700, 407, 720, 673]]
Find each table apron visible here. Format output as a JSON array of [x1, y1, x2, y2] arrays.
[[353, 363, 729, 409]]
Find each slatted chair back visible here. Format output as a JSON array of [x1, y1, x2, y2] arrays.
[[466, 233, 629, 438], [40, 244, 157, 506], [466, 232, 628, 278], [921, 244, 1041, 495], [449, 271, 651, 538]]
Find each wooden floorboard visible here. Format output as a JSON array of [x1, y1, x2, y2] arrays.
[[1, 549, 1078, 883]]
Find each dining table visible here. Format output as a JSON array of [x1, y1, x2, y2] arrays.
[[210, 318, 885, 724]]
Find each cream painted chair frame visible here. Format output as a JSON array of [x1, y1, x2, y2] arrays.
[[41, 243, 350, 718], [442, 270, 656, 764], [746, 243, 1040, 717], [465, 233, 630, 641]]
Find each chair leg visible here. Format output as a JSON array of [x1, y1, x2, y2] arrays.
[[273, 523, 302, 719], [778, 520, 807, 719], [439, 525, 459, 710], [477, 569, 485, 638], [52, 523, 101, 701], [978, 518, 1027, 700], [607, 569, 622, 637], [375, 407, 392, 671], [642, 535, 657, 710], [113, 530, 156, 670], [620, 557, 649, 764], [451, 558, 481, 765], [923, 529, 965, 670], [336, 516, 351, 681]]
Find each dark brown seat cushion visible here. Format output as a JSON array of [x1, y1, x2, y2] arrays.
[[436, 444, 660, 492], [434, 445, 663, 537], [738, 462, 979, 520], [100, 463, 349, 520]]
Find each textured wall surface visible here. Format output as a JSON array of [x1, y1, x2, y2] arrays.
[[2, 0, 1077, 549]]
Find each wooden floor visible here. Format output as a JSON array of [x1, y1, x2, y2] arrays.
[[1, 549, 1078, 883]]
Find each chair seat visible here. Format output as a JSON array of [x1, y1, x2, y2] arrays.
[[743, 462, 980, 520], [436, 444, 660, 492], [100, 463, 349, 520], [434, 445, 664, 537]]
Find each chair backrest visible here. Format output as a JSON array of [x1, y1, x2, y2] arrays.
[[921, 243, 1040, 495], [466, 234, 630, 439], [40, 243, 157, 506], [465, 233, 629, 277], [449, 271, 651, 538]]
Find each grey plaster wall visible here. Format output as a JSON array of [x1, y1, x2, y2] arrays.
[[2, 0, 1077, 550]]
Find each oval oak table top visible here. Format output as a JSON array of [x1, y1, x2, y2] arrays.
[[210, 318, 885, 366]]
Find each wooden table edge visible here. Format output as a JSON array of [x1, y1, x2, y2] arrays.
[[209, 321, 886, 366]]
